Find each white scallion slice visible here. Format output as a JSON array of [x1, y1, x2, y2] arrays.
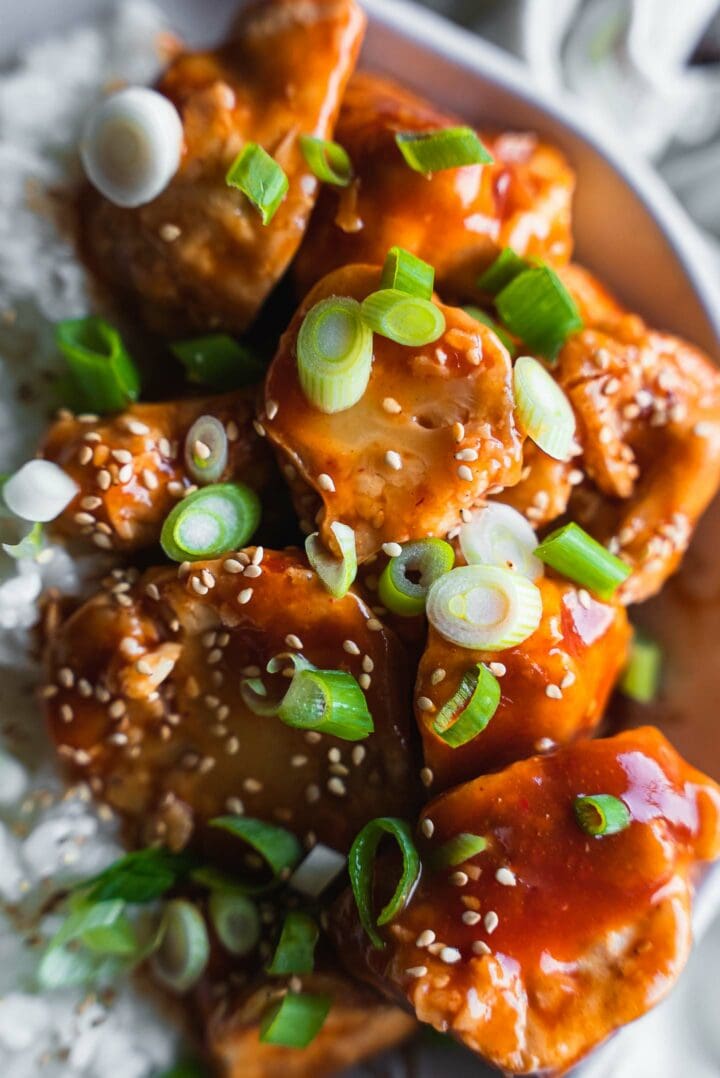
[[459, 503, 543, 581], [151, 899, 209, 994], [3, 460, 78, 522], [297, 297, 373, 413], [305, 521, 357, 598], [208, 893, 260, 957], [426, 564, 543, 650], [183, 415, 228, 485], [289, 844, 347, 898], [81, 87, 183, 209], [513, 355, 577, 462]]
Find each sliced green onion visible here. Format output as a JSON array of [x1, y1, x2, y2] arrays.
[[463, 305, 517, 356], [171, 334, 265, 390], [81, 848, 198, 904], [360, 289, 446, 347], [160, 482, 260, 562], [151, 899, 210, 993], [619, 631, 662, 703], [37, 944, 122, 990], [573, 794, 631, 837], [277, 662, 374, 741], [267, 912, 318, 975], [2, 521, 44, 561], [395, 126, 493, 174], [49, 899, 126, 952], [226, 142, 288, 225], [426, 564, 543, 651], [208, 892, 260, 957], [348, 817, 421, 949], [210, 816, 302, 891], [300, 135, 353, 187], [260, 992, 331, 1048], [380, 246, 434, 299], [431, 663, 501, 747], [305, 521, 357, 597], [535, 522, 631, 599], [183, 416, 228, 486], [378, 538, 454, 616], [495, 266, 583, 360], [477, 247, 529, 296], [56, 316, 141, 413], [460, 503, 543, 581], [81, 915, 139, 957], [513, 355, 577, 461], [297, 297, 373, 413], [427, 833, 487, 869]]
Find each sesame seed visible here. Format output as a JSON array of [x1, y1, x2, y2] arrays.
[[488, 662, 506, 677], [112, 449, 132, 464], [224, 559, 244, 574], [305, 731, 322, 744], [225, 738, 239, 755], [125, 419, 150, 436], [201, 569, 216, 588], [191, 577, 209, 596], [253, 420, 266, 438], [78, 445, 93, 466], [244, 778, 263, 793], [440, 947, 461, 964], [545, 684, 563, 700], [80, 496, 102, 510], [361, 655, 374, 673], [472, 940, 491, 956], [406, 966, 428, 978], [417, 696, 435, 712], [416, 930, 436, 948], [495, 867, 517, 887], [385, 450, 402, 471], [143, 468, 158, 490], [160, 223, 181, 241], [457, 465, 473, 482], [317, 473, 335, 492], [327, 777, 347, 797], [484, 911, 499, 934], [420, 768, 434, 788], [450, 871, 468, 887], [58, 665, 75, 684], [359, 672, 372, 692], [455, 448, 479, 462], [145, 583, 160, 601], [60, 704, 74, 723], [328, 748, 342, 763], [244, 564, 262, 579], [366, 618, 383, 632], [92, 533, 113, 550], [97, 470, 111, 491], [285, 634, 304, 650], [306, 784, 321, 803], [452, 422, 465, 442], [226, 421, 239, 442], [430, 668, 446, 686], [462, 911, 482, 925], [382, 397, 402, 414], [421, 818, 434, 838], [108, 700, 126, 720], [291, 755, 308, 768], [266, 399, 279, 421]]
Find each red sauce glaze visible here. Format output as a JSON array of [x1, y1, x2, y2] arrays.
[[330, 727, 720, 1074], [294, 71, 575, 301], [415, 577, 631, 790]]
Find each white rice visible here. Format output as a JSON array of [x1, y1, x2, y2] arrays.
[[0, 4, 183, 1074]]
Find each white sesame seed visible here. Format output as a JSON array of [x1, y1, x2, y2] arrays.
[[327, 777, 346, 797], [484, 911, 499, 934], [430, 668, 446, 686], [112, 449, 132, 464], [285, 634, 304, 650], [253, 420, 266, 438], [420, 768, 434, 788], [455, 448, 479, 462], [450, 871, 468, 887], [452, 422, 465, 442], [488, 662, 506, 677], [317, 473, 335, 492], [97, 469, 111, 491], [366, 618, 383, 632], [359, 673, 371, 690], [191, 577, 209, 596], [244, 564, 262, 579], [266, 399, 279, 421], [73, 512, 95, 526], [421, 818, 434, 838], [244, 778, 263, 794], [143, 468, 158, 490], [92, 533, 112, 550], [352, 745, 366, 766], [78, 446, 93, 466], [382, 542, 403, 558], [291, 755, 308, 768], [80, 496, 102, 510], [406, 966, 428, 978], [224, 559, 244, 574], [117, 463, 133, 484], [495, 867, 517, 887], [416, 930, 436, 948], [160, 223, 181, 241], [385, 450, 403, 471], [306, 784, 321, 803], [382, 397, 402, 414], [343, 640, 360, 655], [125, 419, 150, 436], [472, 940, 491, 956], [361, 655, 374, 673], [417, 696, 435, 712], [457, 465, 473, 482], [462, 911, 482, 926], [440, 947, 461, 965]]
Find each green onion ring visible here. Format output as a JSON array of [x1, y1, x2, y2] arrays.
[[297, 297, 373, 413], [210, 816, 302, 892], [160, 482, 260, 562], [300, 135, 353, 187], [495, 265, 583, 360], [395, 126, 493, 174], [266, 912, 319, 976], [573, 794, 631, 837], [348, 817, 421, 949], [378, 538, 455, 617], [427, 833, 488, 869], [305, 521, 357, 598], [226, 142, 288, 225], [151, 900, 210, 993], [380, 246, 435, 299], [535, 522, 631, 599], [476, 247, 529, 296], [360, 289, 446, 348], [55, 316, 141, 413], [619, 630, 662, 704], [208, 892, 260, 957], [259, 992, 332, 1048], [431, 663, 501, 747]]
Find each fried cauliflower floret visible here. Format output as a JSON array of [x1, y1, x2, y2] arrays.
[[81, 0, 366, 334], [330, 727, 720, 1075], [262, 264, 523, 561], [414, 577, 631, 790], [41, 392, 273, 552], [294, 71, 574, 298], [43, 548, 418, 858]]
